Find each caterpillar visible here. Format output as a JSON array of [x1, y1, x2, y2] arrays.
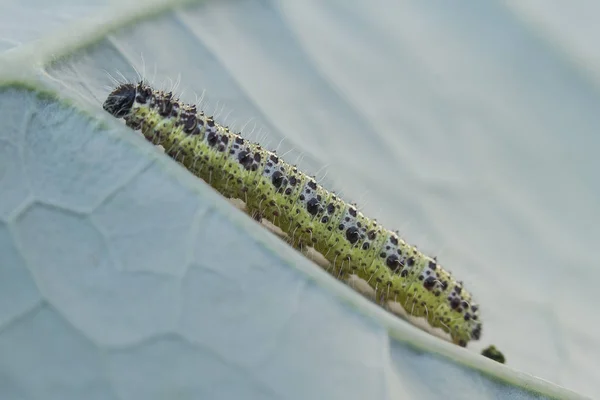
[[102, 81, 483, 347]]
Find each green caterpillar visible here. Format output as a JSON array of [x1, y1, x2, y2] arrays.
[[103, 81, 483, 347]]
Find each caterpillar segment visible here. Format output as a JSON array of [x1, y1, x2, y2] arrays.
[[103, 81, 483, 347]]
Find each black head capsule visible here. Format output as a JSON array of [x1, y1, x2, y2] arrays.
[[103, 83, 136, 118]]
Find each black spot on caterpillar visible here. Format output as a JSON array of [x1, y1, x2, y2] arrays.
[[103, 81, 484, 347]]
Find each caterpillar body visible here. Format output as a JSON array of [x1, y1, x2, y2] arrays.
[[103, 81, 483, 347]]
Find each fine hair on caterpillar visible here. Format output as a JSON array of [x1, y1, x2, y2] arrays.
[[103, 80, 483, 348]]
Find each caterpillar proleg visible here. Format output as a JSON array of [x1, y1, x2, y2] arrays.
[[103, 81, 483, 347]]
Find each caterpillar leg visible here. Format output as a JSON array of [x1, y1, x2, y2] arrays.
[[228, 196, 371, 299]]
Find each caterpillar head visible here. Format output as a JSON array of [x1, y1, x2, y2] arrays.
[[103, 82, 138, 118]]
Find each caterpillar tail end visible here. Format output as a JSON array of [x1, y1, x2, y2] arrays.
[[450, 317, 482, 348]]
